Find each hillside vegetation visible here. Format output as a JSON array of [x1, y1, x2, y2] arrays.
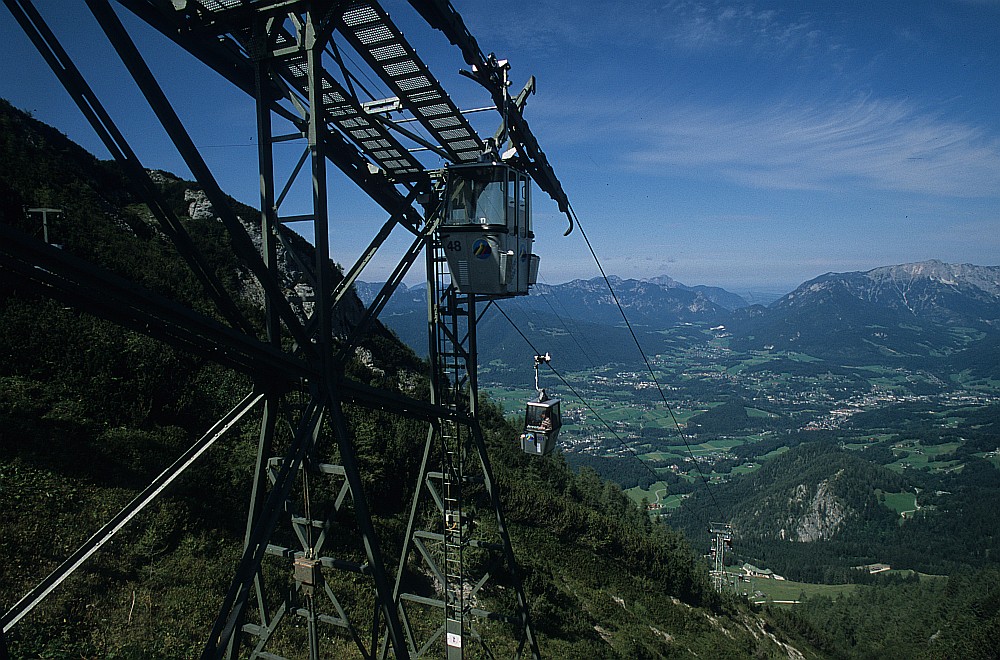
[[0, 99, 828, 657]]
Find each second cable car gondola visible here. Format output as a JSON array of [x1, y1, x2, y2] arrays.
[[520, 354, 561, 456]]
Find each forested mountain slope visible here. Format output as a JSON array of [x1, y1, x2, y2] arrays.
[[674, 438, 1000, 582], [0, 99, 823, 657]]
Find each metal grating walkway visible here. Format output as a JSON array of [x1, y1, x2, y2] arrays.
[[273, 28, 427, 178], [164, 0, 486, 175], [337, 0, 484, 164], [178, 0, 430, 179]]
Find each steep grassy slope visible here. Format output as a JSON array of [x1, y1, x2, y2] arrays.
[[0, 99, 822, 657]]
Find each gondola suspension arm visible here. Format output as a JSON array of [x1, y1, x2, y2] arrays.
[[409, 0, 575, 236]]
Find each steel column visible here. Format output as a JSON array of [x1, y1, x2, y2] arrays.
[[306, 13, 333, 362], [386, 211, 539, 657], [4, 2, 555, 657]]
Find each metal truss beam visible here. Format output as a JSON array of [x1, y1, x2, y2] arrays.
[[0, 224, 305, 381], [0, 225, 463, 425], [326, 392, 408, 657], [1, 390, 265, 634], [334, 205, 443, 369], [5, 2, 548, 658], [87, 0, 317, 355], [116, 0, 427, 227], [203, 7, 423, 656], [204, 393, 324, 657], [3, 0, 257, 337], [329, 186, 420, 328]]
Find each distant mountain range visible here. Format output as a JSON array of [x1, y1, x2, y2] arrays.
[[355, 276, 740, 378], [355, 274, 746, 323], [524, 276, 735, 326], [360, 259, 1000, 378], [729, 260, 1000, 362], [643, 274, 750, 311]]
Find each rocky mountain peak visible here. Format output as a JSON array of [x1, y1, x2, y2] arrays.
[[865, 260, 1000, 297], [736, 259, 1000, 360], [645, 274, 681, 288]]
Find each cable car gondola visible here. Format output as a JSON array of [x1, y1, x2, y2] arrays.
[[440, 161, 539, 297], [520, 353, 561, 456]]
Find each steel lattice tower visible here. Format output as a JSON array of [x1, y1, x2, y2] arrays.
[[1, 0, 572, 657], [709, 522, 733, 594]]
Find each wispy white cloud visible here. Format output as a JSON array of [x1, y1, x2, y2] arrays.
[[652, 0, 834, 59], [626, 95, 1000, 197], [461, 1, 1000, 200], [458, 0, 840, 64]]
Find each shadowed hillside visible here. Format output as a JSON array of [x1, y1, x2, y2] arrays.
[[0, 99, 826, 658]]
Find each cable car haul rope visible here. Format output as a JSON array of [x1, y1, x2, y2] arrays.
[[493, 204, 728, 523]]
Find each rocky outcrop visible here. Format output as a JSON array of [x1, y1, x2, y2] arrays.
[[778, 470, 851, 542], [793, 473, 849, 542], [180, 186, 365, 337]]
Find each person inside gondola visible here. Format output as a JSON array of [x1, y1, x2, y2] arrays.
[[539, 409, 553, 431]]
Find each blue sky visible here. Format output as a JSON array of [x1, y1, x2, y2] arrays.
[[2, 0, 998, 293]]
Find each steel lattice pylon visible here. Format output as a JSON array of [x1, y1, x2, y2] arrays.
[[709, 523, 733, 594], [378, 234, 539, 659], [2, 0, 567, 657]]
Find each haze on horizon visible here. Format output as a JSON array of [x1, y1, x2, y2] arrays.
[[1, 0, 997, 293]]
